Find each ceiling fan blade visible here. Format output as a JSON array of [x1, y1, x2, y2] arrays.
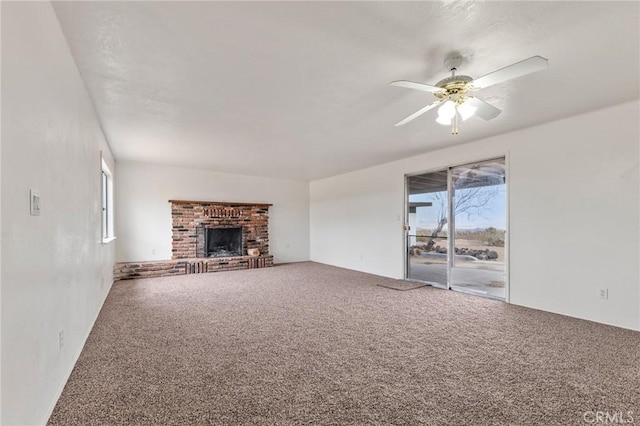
[[471, 56, 548, 89], [395, 100, 442, 126], [391, 80, 443, 93], [465, 97, 501, 121]]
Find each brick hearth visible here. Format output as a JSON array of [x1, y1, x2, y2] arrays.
[[114, 200, 274, 281]]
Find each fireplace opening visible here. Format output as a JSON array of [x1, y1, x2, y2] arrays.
[[205, 227, 243, 258]]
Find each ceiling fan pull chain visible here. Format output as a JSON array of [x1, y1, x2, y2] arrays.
[[451, 112, 459, 135]]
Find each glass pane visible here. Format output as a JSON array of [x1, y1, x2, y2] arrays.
[[450, 159, 506, 299], [406, 170, 449, 288], [102, 171, 108, 239]]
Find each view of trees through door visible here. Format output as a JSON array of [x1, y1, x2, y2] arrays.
[[406, 158, 507, 300]]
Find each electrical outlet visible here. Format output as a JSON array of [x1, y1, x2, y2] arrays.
[[30, 189, 40, 216], [151, 248, 156, 255], [59, 330, 64, 350], [599, 288, 608, 300]]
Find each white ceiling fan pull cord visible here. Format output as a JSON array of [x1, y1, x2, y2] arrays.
[[451, 111, 459, 135]]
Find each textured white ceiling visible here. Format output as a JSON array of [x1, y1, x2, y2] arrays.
[[53, 1, 640, 181]]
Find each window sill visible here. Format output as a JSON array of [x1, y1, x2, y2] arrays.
[[102, 236, 117, 244]]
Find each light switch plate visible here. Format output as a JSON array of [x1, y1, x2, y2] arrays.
[[30, 190, 40, 216], [599, 288, 608, 300]]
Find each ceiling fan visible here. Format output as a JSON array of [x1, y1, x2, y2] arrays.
[[391, 53, 548, 134]]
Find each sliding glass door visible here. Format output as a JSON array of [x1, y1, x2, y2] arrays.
[[405, 158, 507, 300], [450, 159, 506, 299], [406, 170, 449, 288]]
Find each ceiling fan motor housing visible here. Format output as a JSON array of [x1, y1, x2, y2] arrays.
[[437, 54, 473, 104], [435, 75, 473, 104]]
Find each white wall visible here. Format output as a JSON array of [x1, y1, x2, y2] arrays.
[[0, 2, 4, 422], [311, 101, 640, 331], [1, 3, 116, 424], [115, 161, 310, 264]]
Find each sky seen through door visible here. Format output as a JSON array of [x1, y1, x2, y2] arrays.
[[410, 185, 506, 231]]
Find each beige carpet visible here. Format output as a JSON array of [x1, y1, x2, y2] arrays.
[[49, 262, 639, 425]]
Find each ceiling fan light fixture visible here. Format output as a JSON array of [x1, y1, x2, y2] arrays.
[[458, 102, 477, 121], [436, 115, 451, 125], [437, 100, 456, 120], [436, 112, 460, 134], [437, 101, 475, 126]]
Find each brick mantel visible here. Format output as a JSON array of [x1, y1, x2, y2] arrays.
[[169, 200, 273, 207]]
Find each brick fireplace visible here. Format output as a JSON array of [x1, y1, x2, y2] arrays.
[[171, 200, 270, 259], [114, 200, 274, 280]]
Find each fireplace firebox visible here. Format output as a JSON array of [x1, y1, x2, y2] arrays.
[[205, 227, 243, 258]]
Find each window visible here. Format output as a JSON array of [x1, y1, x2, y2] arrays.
[[101, 156, 115, 243]]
